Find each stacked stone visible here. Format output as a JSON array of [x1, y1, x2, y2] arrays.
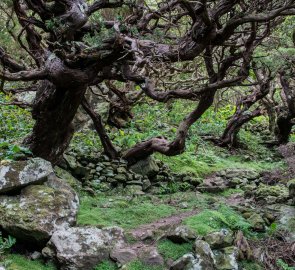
[[62, 151, 201, 194]]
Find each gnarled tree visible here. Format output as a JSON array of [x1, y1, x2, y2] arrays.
[[275, 68, 295, 143], [0, 0, 294, 164], [216, 65, 273, 147]]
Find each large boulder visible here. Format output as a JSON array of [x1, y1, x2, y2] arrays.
[[0, 158, 53, 194], [254, 183, 289, 204], [0, 178, 79, 244], [194, 240, 216, 269], [54, 166, 82, 191], [167, 225, 197, 244], [43, 226, 125, 270], [130, 157, 159, 178]]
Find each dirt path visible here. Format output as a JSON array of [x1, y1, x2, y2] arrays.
[[129, 210, 199, 240], [111, 210, 199, 266]]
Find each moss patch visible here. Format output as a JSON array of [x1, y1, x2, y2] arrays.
[[94, 261, 117, 270], [78, 195, 178, 229], [157, 240, 193, 260], [4, 254, 56, 270], [124, 260, 163, 270], [184, 205, 251, 236]]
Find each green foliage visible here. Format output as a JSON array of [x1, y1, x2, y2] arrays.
[[124, 260, 163, 270], [0, 142, 32, 160], [158, 181, 192, 194], [3, 254, 56, 270], [276, 259, 295, 270], [239, 260, 263, 270], [0, 94, 33, 145], [94, 261, 117, 270], [184, 205, 252, 236], [78, 195, 177, 229], [157, 240, 192, 260], [0, 232, 16, 255]]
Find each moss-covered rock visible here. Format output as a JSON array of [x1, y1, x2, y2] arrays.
[[0, 158, 53, 194], [43, 226, 125, 270], [204, 229, 233, 249], [0, 178, 79, 244], [213, 246, 239, 270], [255, 184, 289, 203], [54, 166, 81, 191], [247, 213, 265, 232]]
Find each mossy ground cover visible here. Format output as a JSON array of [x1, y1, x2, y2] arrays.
[[157, 240, 193, 261], [77, 192, 211, 229], [183, 205, 252, 236], [2, 254, 56, 270]]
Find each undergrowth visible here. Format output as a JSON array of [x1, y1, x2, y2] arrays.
[[157, 240, 193, 261], [184, 205, 252, 236]]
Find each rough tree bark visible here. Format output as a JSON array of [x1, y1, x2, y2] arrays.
[[0, 0, 293, 164], [275, 70, 295, 144], [217, 68, 272, 147]]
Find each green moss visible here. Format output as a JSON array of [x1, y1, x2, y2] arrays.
[[184, 205, 251, 236], [4, 254, 56, 270], [157, 240, 192, 261], [124, 260, 163, 270], [77, 195, 177, 229], [218, 188, 244, 197], [239, 260, 263, 270], [94, 261, 117, 270]]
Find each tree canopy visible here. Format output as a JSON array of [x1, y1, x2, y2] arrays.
[[0, 0, 294, 164]]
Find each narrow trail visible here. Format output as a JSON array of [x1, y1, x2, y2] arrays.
[[111, 210, 200, 264], [129, 209, 199, 240]]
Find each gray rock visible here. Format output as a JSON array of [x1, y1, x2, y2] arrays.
[[125, 185, 144, 195], [167, 225, 197, 244], [197, 176, 227, 193], [0, 178, 79, 243], [63, 154, 78, 170], [130, 157, 160, 177], [110, 247, 137, 265], [0, 158, 53, 194], [117, 167, 127, 174], [114, 174, 127, 183], [139, 246, 164, 266], [96, 166, 103, 172], [204, 229, 233, 249], [44, 226, 125, 270], [247, 213, 265, 232], [54, 166, 81, 190], [30, 251, 42, 260], [170, 254, 197, 270], [194, 240, 216, 269], [142, 179, 152, 191], [213, 246, 239, 270]]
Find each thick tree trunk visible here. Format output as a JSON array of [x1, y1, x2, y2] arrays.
[[123, 91, 215, 164], [275, 72, 295, 144], [275, 115, 293, 144], [219, 109, 261, 147], [24, 80, 87, 164]]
